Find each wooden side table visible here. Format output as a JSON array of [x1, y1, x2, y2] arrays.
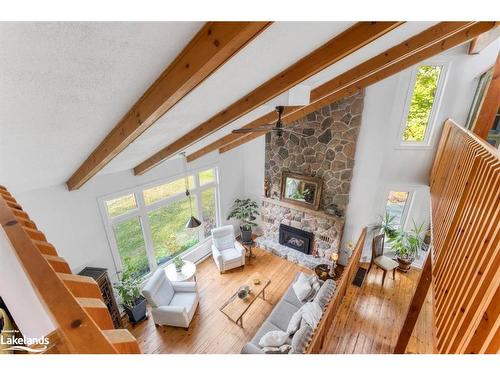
[[314, 263, 344, 283], [241, 240, 256, 259]]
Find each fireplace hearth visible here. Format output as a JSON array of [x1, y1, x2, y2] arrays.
[[279, 224, 314, 255]]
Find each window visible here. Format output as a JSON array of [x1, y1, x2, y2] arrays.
[[385, 191, 410, 229], [105, 194, 137, 218], [112, 218, 149, 279], [199, 168, 215, 185], [101, 167, 220, 279], [401, 65, 445, 144], [148, 197, 199, 266], [143, 176, 194, 205]]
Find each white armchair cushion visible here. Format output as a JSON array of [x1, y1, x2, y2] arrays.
[[212, 225, 236, 250], [172, 281, 197, 293], [141, 268, 174, 307], [211, 225, 245, 272]]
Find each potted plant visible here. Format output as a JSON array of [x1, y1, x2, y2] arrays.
[[226, 198, 259, 242], [378, 212, 398, 240], [173, 256, 185, 272], [114, 260, 147, 325], [389, 221, 426, 272]]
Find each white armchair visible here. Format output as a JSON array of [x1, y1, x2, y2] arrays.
[[211, 225, 245, 273], [141, 268, 199, 328]]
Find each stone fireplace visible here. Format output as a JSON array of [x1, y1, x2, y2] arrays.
[[256, 90, 364, 268]]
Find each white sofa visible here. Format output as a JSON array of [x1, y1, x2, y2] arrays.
[[141, 268, 199, 328], [211, 225, 245, 273]]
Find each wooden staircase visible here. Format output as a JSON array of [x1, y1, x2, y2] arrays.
[[0, 185, 140, 354]]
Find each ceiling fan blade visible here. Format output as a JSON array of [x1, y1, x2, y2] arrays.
[[232, 125, 275, 134]]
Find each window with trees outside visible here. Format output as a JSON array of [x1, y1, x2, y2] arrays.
[[101, 167, 219, 280], [401, 64, 444, 144]]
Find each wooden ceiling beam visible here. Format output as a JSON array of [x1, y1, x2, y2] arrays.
[[469, 24, 500, 54], [218, 22, 497, 154], [65, 22, 271, 190], [134, 22, 403, 175]]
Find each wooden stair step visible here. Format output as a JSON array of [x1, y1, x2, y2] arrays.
[[19, 218, 37, 230], [103, 330, 140, 354], [6, 201, 22, 210], [77, 298, 114, 330], [33, 240, 58, 256], [59, 273, 102, 300], [10, 207, 29, 220], [1, 193, 17, 204], [23, 227, 46, 241], [43, 254, 71, 274]]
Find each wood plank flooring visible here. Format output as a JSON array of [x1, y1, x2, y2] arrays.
[[127, 248, 433, 354], [321, 263, 433, 354], [126, 248, 311, 354]]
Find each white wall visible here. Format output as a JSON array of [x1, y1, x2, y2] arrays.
[[14, 147, 246, 284]]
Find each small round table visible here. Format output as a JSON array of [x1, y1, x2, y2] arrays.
[[165, 260, 196, 282], [241, 240, 256, 259]]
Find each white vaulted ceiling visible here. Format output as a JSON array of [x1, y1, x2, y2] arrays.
[[0, 21, 439, 193]]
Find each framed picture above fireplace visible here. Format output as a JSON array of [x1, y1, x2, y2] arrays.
[[280, 172, 322, 211]]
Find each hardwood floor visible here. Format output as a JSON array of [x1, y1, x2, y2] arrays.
[[321, 264, 433, 354], [127, 248, 433, 354], [126, 248, 311, 354]]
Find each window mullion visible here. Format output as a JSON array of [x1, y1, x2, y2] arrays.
[[135, 191, 157, 272]]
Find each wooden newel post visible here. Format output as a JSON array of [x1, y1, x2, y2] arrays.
[[394, 253, 433, 354]]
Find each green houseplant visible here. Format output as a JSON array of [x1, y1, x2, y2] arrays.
[[226, 198, 259, 242], [389, 221, 426, 272], [173, 256, 185, 272], [114, 259, 147, 325]]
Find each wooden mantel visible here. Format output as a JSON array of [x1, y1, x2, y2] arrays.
[[261, 196, 343, 223]]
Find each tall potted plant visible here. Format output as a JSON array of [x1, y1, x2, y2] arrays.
[[114, 259, 147, 325], [389, 221, 426, 272], [226, 198, 259, 242]]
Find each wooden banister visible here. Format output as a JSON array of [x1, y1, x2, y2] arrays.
[[305, 227, 367, 353], [0, 188, 140, 354], [396, 119, 499, 354]]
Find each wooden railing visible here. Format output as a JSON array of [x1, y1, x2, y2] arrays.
[[395, 119, 499, 354], [0, 186, 140, 354], [306, 227, 367, 353]]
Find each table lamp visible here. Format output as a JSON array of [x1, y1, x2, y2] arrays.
[[329, 252, 339, 277]]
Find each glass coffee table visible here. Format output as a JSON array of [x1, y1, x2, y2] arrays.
[[220, 272, 270, 327]]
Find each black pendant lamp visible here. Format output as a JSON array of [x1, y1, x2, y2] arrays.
[[181, 152, 201, 229]]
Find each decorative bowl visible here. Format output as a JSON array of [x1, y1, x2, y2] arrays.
[[253, 279, 261, 285], [237, 285, 251, 300]]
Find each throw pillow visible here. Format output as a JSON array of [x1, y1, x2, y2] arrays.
[[299, 302, 323, 328], [290, 324, 313, 354], [293, 272, 312, 301], [262, 344, 292, 354], [286, 309, 303, 335], [258, 330, 290, 348], [313, 279, 336, 309]]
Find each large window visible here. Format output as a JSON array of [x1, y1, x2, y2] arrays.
[[401, 64, 446, 145], [101, 167, 219, 279]]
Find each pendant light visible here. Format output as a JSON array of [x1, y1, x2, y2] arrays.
[[181, 152, 201, 229]]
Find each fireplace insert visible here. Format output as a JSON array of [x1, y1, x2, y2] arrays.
[[279, 224, 314, 254]]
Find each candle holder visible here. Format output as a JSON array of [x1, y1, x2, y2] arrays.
[[329, 252, 339, 277]]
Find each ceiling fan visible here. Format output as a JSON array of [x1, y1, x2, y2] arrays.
[[232, 106, 304, 138]]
